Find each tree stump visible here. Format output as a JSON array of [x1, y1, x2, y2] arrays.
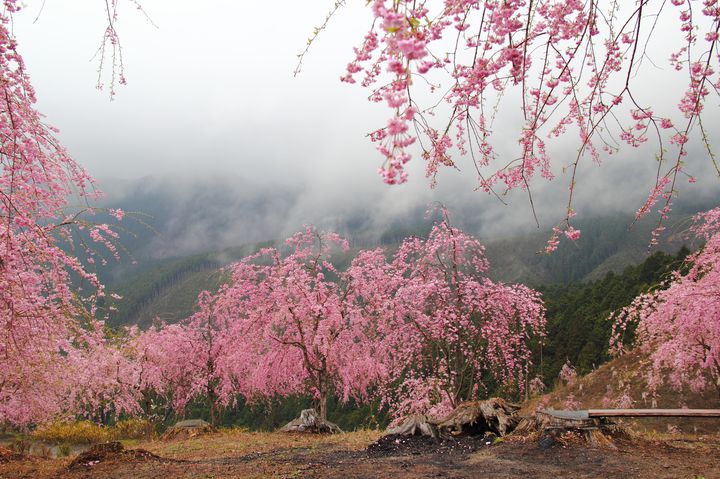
[[436, 398, 522, 437], [383, 398, 522, 439], [279, 409, 343, 434], [514, 409, 627, 449], [384, 415, 438, 438], [161, 419, 217, 441]]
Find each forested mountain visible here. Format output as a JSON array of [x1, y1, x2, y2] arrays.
[[94, 175, 711, 279], [104, 210, 696, 328], [537, 247, 690, 381]]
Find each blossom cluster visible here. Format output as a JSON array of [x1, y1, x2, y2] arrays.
[[342, 0, 720, 240]]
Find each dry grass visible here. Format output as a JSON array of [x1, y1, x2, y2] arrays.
[[32, 419, 154, 444], [1, 428, 719, 478], [140, 428, 383, 461]]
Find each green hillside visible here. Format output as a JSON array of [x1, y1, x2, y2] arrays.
[[484, 213, 692, 285], [105, 212, 697, 328], [537, 247, 690, 381], [105, 242, 272, 328]]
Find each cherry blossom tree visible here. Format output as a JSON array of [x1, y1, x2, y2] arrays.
[[0, 327, 141, 426], [176, 291, 238, 426], [557, 360, 578, 386], [126, 325, 194, 422], [63, 333, 143, 423], [119, 220, 546, 424], [128, 295, 239, 427], [218, 228, 389, 421], [0, 0, 128, 426], [611, 206, 720, 395], [328, 0, 720, 240], [377, 216, 546, 419], [0, 340, 76, 426]]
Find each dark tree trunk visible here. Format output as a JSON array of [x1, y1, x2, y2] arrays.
[[315, 370, 330, 421], [208, 387, 219, 427], [318, 390, 328, 421], [210, 402, 217, 427]]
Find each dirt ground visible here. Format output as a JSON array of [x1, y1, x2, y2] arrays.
[[1, 429, 718, 479]]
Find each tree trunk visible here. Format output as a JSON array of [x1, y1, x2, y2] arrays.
[[315, 370, 329, 421], [435, 398, 521, 436], [208, 378, 218, 427], [318, 390, 328, 421]]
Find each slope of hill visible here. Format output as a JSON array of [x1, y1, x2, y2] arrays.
[[484, 213, 694, 285], [537, 247, 689, 381], [526, 348, 720, 433], [105, 242, 271, 328]]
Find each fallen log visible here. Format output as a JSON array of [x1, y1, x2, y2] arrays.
[[588, 408, 720, 418]]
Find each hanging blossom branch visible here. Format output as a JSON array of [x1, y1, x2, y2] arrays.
[[93, 0, 156, 98], [294, 0, 347, 77], [0, 0, 134, 425], [335, 0, 720, 247]]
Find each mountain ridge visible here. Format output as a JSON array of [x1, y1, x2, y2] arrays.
[[104, 210, 698, 328]]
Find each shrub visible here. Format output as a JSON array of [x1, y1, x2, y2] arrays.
[[33, 419, 156, 444], [113, 419, 154, 440], [33, 421, 111, 444]]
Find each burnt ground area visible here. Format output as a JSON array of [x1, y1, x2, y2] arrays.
[[367, 433, 498, 457], [0, 431, 718, 479]]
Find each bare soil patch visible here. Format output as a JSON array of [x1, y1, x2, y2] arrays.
[[66, 441, 169, 471]]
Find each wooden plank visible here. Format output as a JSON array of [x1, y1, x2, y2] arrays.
[[540, 410, 590, 420], [588, 409, 720, 418]]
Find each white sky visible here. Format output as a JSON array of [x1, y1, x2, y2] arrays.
[[14, 1, 390, 181], [11, 1, 720, 240]]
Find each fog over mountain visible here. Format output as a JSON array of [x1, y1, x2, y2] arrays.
[[97, 163, 718, 265], [11, 1, 719, 261]]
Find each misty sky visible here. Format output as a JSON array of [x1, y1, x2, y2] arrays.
[[12, 1, 720, 247]]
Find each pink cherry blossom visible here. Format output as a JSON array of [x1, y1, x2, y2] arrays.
[[611, 207, 720, 396], [340, 0, 720, 236]]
